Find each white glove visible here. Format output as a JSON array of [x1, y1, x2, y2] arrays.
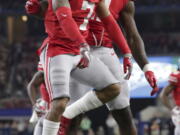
[[123, 53, 133, 80], [77, 43, 91, 69]]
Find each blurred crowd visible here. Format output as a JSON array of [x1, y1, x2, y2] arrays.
[[0, 37, 9, 99], [0, 0, 180, 13], [142, 33, 180, 55], [0, 35, 41, 108], [0, 0, 25, 12], [136, 0, 180, 6], [0, 120, 33, 135], [0, 0, 180, 10], [0, 113, 174, 135]]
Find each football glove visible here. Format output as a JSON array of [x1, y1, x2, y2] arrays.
[[123, 53, 133, 80], [25, 0, 40, 15], [33, 98, 48, 117], [77, 43, 91, 69], [143, 64, 159, 96]]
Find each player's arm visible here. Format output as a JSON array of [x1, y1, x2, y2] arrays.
[[52, 0, 90, 68], [95, 0, 132, 79], [25, 0, 48, 18], [160, 83, 175, 110], [120, 1, 148, 69], [27, 71, 44, 105], [96, 0, 131, 55], [120, 1, 158, 95], [51, 0, 85, 44]]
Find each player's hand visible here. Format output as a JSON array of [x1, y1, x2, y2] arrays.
[[25, 0, 40, 15], [123, 53, 133, 80], [77, 43, 91, 69], [143, 64, 159, 96], [33, 98, 48, 117]]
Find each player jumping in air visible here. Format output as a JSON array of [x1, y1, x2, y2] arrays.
[[25, 0, 158, 135], [26, 0, 134, 135], [58, 0, 158, 134], [160, 65, 180, 135]]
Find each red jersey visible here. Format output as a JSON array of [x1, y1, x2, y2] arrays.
[[168, 71, 180, 106], [40, 83, 50, 104], [44, 0, 99, 57], [87, 0, 128, 48], [37, 37, 49, 56], [37, 65, 50, 104]]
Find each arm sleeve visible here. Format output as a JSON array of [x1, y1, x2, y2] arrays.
[[55, 7, 86, 44], [101, 14, 131, 54]]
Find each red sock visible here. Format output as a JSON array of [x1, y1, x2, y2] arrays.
[[58, 116, 71, 135]]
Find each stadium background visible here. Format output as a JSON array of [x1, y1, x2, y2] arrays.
[[0, 0, 180, 134]]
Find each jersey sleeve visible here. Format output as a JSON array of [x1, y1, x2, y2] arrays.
[[40, 83, 50, 103]]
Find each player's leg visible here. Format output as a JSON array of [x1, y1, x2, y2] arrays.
[[107, 82, 137, 135], [64, 48, 123, 135], [65, 114, 84, 135], [42, 54, 79, 135], [95, 47, 137, 135], [58, 55, 122, 135], [111, 107, 137, 135], [62, 56, 120, 120], [68, 79, 91, 106], [67, 114, 83, 135], [61, 79, 90, 135], [58, 55, 120, 135], [74, 55, 120, 101]]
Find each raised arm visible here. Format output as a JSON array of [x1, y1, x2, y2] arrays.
[[95, 0, 132, 79]]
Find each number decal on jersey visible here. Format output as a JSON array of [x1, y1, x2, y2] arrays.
[[79, 1, 95, 31]]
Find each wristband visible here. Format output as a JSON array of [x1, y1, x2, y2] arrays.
[[143, 64, 152, 72], [124, 53, 132, 58]]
